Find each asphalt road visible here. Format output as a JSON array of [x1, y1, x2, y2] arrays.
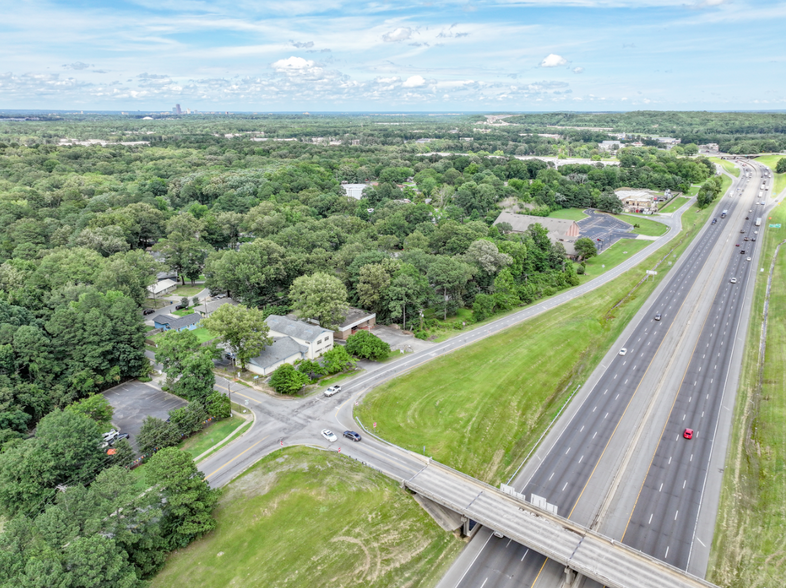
[[577, 209, 638, 250], [444, 164, 762, 588]]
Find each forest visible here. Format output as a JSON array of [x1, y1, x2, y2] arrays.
[[0, 111, 767, 586]]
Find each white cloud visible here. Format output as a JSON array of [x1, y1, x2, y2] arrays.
[[272, 56, 316, 72], [383, 27, 412, 42], [63, 62, 91, 70], [573, 67, 584, 74], [402, 75, 426, 87], [541, 54, 567, 67]]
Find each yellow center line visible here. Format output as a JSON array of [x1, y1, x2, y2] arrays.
[[204, 436, 268, 479]]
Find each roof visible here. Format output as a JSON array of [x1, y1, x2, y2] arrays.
[[342, 184, 368, 200], [147, 279, 177, 295], [266, 315, 332, 343], [195, 298, 236, 315], [493, 211, 580, 238], [248, 337, 308, 369], [336, 307, 376, 331], [155, 313, 201, 330]]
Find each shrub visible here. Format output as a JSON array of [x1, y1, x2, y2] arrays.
[[269, 363, 310, 395], [206, 391, 231, 419], [321, 345, 356, 375], [346, 330, 391, 361]]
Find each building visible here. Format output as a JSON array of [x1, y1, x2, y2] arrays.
[[246, 337, 308, 377], [492, 211, 580, 258], [342, 184, 369, 200], [147, 279, 177, 297], [194, 298, 236, 317], [265, 315, 334, 360], [333, 308, 376, 340], [598, 140, 622, 152], [153, 313, 201, 332], [614, 189, 664, 213]]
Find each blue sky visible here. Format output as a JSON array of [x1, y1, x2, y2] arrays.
[[1, 0, 785, 111]]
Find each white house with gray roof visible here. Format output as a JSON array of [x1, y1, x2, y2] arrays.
[[265, 315, 334, 360], [246, 337, 309, 377]]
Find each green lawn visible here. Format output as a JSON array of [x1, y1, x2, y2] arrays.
[[172, 308, 193, 317], [549, 208, 589, 221], [151, 447, 462, 588], [578, 238, 653, 282], [659, 196, 690, 213], [617, 214, 669, 237], [709, 157, 740, 177], [180, 415, 247, 460], [357, 201, 717, 485], [708, 201, 786, 588], [151, 327, 215, 344], [172, 284, 205, 297]]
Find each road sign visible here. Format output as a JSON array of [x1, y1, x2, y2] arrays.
[[373, 422, 377, 429], [769, 224, 781, 228], [337, 447, 341, 454], [646, 270, 658, 276]]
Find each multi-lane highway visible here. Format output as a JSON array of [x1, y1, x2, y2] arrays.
[[444, 161, 765, 588]]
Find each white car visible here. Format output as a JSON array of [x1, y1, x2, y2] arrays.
[[321, 429, 337, 443], [747, 257, 752, 261], [730, 278, 738, 284], [324, 385, 342, 397], [619, 348, 627, 356]]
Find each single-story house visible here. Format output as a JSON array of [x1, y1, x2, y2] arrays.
[[246, 337, 309, 377], [266, 315, 334, 359], [493, 211, 581, 259], [147, 279, 177, 297], [154, 313, 201, 332], [598, 140, 622, 152], [334, 308, 376, 340], [342, 184, 369, 200], [194, 298, 236, 317], [156, 270, 178, 282]]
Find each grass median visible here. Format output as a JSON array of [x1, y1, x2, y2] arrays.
[[618, 214, 669, 237], [708, 201, 786, 587], [709, 156, 740, 177], [357, 201, 716, 485], [754, 154, 786, 196], [659, 196, 690, 213], [151, 446, 462, 588]]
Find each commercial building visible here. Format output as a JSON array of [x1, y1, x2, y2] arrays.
[[492, 211, 580, 257]]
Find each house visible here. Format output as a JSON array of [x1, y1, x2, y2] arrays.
[[598, 140, 622, 152], [342, 184, 369, 200], [493, 211, 581, 259], [156, 270, 178, 282], [147, 279, 177, 297], [265, 315, 334, 359], [246, 337, 309, 377], [154, 313, 201, 332], [194, 298, 236, 317], [615, 189, 659, 213], [334, 308, 377, 340]]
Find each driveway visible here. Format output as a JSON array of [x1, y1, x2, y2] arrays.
[[103, 380, 187, 452], [371, 324, 435, 353]]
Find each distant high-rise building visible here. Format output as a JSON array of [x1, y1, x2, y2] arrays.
[[175, 104, 182, 114]]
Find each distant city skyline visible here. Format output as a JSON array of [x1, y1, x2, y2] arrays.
[[1, 0, 784, 111]]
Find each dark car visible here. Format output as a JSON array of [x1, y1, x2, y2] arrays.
[[711, 218, 717, 224], [175, 304, 188, 310], [110, 433, 130, 445], [143, 308, 156, 315], [752, 237, 757, 241], [343, 430, 362, 442], [683, 428, 693, 440], [745, 216, 749, 220], [744, 237, 749, 241], [741, 250, 746, 254]]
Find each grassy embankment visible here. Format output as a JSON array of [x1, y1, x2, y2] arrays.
[[755, 154, 786, 196], [151, 447, 462, 588], [709, 157, 741, 177], [660, 196, 690, 213], [617, 214, 669, 237], [357, 201, 718, 485], [708, 200, 786, 587]]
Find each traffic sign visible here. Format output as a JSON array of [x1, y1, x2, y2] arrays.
[[769, 224, 781, 228], [373, 422, 377, 429]]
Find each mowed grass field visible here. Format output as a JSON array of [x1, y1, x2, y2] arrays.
[[659, 196, 690, 213], [709, 156, 741, 177], [151, 447, 462, 588], [549, 208, 589, 221], [708, 202, 786, 588], [578, 238, 653, 282], [617, 214, 669, 236], [357, 201, 717, 485], [754, 154, 786, 196]]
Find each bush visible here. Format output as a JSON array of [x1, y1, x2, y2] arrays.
[[206, 391, 231, 419], [138, 416, 180, 456], [415, 331, 429, 340], [345, 330, 391, 361], [169, 404, 208, 438], [296, 359, 325, 378], [321, 345, 356, 375], [269, 363, 310, 395]]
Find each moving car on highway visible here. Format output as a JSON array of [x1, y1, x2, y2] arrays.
[[321, 429, 337, 443], [343, 431, 362, 442]]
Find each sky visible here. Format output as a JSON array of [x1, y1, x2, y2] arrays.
[[1, 0, 785, 111]]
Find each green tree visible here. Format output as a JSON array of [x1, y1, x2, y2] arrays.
[[206, 391, 231, 419], [320, 345, 356, 375], [108, 438, 136, 468], [201, 304, 271, 371], [269, 363, 310, 395], [776, 158, 786, 174], [137, 416, 179, 456], [289, 272, 349, 330], [574, 237, 598, 261], [168, 403, 208, 438], [387, 264, 429, 330], [345, 330, 391, 361], [472, 293, 495, 321], [145, 447, 219, 549], [65, 394, 114, 430], [427, 256, 474, 320], [155, 329, 200, 384], [172, 349, 216, 404]]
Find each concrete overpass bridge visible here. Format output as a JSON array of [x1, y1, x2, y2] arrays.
[[404, 460, 719, 588]]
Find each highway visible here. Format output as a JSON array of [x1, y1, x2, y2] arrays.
[[442, 161, 764, 588]]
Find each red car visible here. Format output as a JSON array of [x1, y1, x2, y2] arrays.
[[683, 428, 693, 440]]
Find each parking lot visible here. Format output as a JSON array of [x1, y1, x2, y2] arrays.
[[578, 209, 638, 250], [104, 380, 187, 452]]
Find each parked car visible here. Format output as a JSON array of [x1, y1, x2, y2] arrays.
[[683, 428, 693, 440], [110, 433, 130, 445], [324, 385, 342, 397], [175, 304, 188, 310], [343, 431, 361, 442], [321, 429, 337, 443], [143, 308, 156, 315]]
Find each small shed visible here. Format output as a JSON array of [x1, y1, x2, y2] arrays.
[[147, 279, 177, 297], [333, 308, 377, 340]]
